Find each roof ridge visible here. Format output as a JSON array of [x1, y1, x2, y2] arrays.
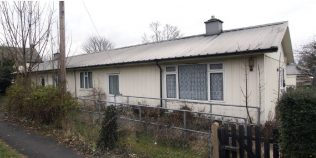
[[223, 21, 288, 33]]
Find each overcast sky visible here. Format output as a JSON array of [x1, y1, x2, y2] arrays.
[[62, 0, 316, 57]]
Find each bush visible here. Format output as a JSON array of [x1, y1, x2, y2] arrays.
[[6, 83, 78, 126], [0, 59, 14, 93], [97, 106, 118, 151], [276, 88, 316, 158]]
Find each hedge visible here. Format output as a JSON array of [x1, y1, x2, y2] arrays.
[[277, 88, 316, 158]]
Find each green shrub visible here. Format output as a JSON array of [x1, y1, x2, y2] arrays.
[[276, 88, 316, 158], [6, 83, 78, 126], [97, 105, 118, 151], [0, 59, 14, 93]]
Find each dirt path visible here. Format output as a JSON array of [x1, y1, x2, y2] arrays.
[[0, 120, 82, 158]]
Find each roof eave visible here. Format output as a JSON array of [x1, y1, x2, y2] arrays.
[[37, 47, 278, 72]]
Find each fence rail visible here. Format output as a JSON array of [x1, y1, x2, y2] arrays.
[[78, 94, 261, 124], [76, 95, 268, 158]]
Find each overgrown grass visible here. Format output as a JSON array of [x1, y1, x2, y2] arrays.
[[0, 139, 23, 158], [0, 94, 7, 112], [121, 133, 204, 158]]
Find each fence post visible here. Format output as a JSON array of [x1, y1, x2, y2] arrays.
[[114, 95, 117, 106], [231, 124, 237, 158], [255, 126, 261, 158], [97, 99, 101, 123], [127, 96, 129, 105], [164, 99, 167, 108], [209, 103, 212, 114], [139, 106, 142, 121], [239, 125, 245, 158], [247, 125, 253, 158], [208, 122, 212, 158], [183, 110, 187, 142], [264, 140, 270, 158]]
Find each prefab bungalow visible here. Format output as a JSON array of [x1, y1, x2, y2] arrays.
[[32, 17, 294, 124]]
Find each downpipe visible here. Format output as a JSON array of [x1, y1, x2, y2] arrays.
[[155, 60, 163, 107]]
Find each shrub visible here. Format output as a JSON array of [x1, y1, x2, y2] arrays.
[[6, 83, 78, 126], [97, 105, 118, 151], [0, 59, 14, 93], [276, 88, 316, 158]]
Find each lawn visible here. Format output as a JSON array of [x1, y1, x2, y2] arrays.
[[0, 139, 22, 158], [121, 133, 206, 158]]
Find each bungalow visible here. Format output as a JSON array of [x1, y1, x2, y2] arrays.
[[32, 17, 294, 124]]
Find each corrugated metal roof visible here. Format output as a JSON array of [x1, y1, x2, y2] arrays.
[[36, 21, 288, 71]]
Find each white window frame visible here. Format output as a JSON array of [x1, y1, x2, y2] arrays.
[[165, 65, 178, 99], [164, 63, 225, 102], [80, 71, 93, 89], [208, 63, 224, 102], [108, 74, 120, 95]]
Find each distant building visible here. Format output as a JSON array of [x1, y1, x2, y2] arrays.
[[286, 63, 313, 88], [0, 47, 42, 72]]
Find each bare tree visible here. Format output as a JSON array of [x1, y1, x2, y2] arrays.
[[298, 38, 316, 86], [142, 21, 182, 43], [240, 57, 253, 124], [0, 1, 54, 83], [82, 36, 113, 54]]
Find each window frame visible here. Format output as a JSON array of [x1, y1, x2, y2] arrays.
[[165, 66, 178, 99], [178, 64, 208, 101], [108, 74, 120, 95], [80, 71, 93, 89], [208, 63, 224, 101], [164, 65, 179, 99], [164, 63, 225, 102]]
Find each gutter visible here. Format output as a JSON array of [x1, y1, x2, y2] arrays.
[[35, 47, 278, 73], [155, 60, 163, 107]]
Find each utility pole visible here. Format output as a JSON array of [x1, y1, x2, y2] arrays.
[[59, 1, 66, 94]]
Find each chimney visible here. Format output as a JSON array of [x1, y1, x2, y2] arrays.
[[53, 52, 60, 61], [204, 16, 223, 35]]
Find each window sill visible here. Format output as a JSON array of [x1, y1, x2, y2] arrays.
[[79, 88, 93, 91], [164, 98, 225, 104]]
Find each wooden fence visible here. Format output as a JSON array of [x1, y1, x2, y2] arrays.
[[217, 124, 279, 158]]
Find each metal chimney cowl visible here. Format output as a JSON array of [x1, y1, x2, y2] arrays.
[[204, 16, 223, 35]]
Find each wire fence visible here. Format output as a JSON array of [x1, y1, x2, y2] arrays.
[[75, 94, 260, 157]]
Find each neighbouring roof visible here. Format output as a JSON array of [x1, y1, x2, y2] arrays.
[[36, 21, 291, 71], [287, 63, 312, 76], [0, 47, 42, 63], [286, 64, 301, 75]]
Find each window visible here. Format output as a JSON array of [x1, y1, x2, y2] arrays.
[[41, 77, 45, 86], [178, 64, 207, 100], [109, 75, 119, 95], [80, 72, 93, 89], [165, 66, 177, 98], [166, 66, 176, 72], [209, 64, 223, 100], [166, 74, 176, 98], [210, 64, 223, 70]]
